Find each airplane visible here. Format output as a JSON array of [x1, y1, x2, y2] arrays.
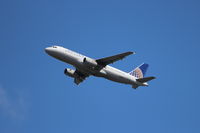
[[45, 46, 155, 89]]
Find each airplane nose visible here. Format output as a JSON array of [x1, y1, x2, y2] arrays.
[[45, 47, 51, 54]]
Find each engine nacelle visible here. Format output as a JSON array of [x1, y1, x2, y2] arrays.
[[83, 57, 98, 67], [64, 68, 77, 78]]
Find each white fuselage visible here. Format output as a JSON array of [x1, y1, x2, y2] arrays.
[[45, 46, 146, 87]]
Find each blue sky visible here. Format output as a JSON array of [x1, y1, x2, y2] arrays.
[[0, 0, 200, 133]]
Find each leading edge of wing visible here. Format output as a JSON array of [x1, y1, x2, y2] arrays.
[[96, 51, 135, 66]]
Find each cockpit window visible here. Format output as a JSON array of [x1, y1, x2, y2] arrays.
[[53, 46, 57, 48]]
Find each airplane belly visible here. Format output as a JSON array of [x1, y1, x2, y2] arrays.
[[107, 75, 130, 84], [103, 71, 131, 84]]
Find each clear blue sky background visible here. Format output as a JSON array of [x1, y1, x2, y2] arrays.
[[0, 0, 200, 133]]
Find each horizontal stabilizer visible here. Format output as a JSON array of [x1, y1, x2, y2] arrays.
[[136, 76, 156, 83]]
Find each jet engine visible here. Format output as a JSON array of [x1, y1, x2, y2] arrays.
[[64, 68, 77, 78], [83, 57, 98, 67]]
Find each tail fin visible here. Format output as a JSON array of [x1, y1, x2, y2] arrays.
[[129, 63, 149, 79]]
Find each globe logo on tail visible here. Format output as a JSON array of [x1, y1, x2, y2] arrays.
[[133, 68, 143, 79], [129, 63, 149, 79]]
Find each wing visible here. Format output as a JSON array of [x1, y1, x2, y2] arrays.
[[96, 51, 135, 66], [74, 69, 90, 85]]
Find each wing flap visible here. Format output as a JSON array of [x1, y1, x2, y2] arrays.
[[96, 51, 134, 66], [74, 77, 85, 85]]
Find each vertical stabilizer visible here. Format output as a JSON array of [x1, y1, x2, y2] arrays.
[[129, 63, 149, 78]]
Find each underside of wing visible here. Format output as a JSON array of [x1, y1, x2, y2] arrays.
[[74, 69, 90, 85], [96, 51, 134, 66]]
